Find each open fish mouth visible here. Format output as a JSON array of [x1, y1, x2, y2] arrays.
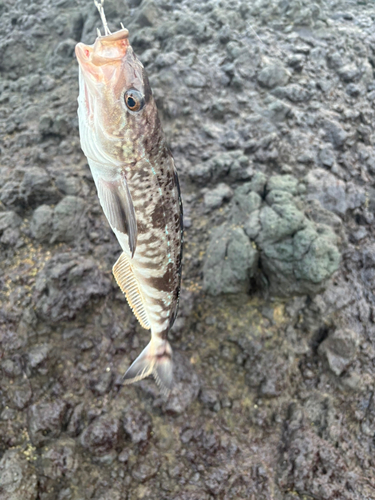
[[75, 28, 129, 79]]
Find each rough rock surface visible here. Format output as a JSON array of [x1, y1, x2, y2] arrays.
[[204, 173, 341, 296], [1, 0, 375, 499]]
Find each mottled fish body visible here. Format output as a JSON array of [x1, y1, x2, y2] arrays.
[[75, 15, 182, 391]]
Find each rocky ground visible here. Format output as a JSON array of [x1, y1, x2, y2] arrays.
[[1, 0, 375, 498]]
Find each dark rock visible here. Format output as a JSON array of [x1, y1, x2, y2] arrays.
[[55, 175, 82, 196], [267, 174, 299, 195], [66, 403, 85, 437], [54, 39, 76, 59], [277, 407, 371, 499], [319, 146, 335, 167], [190, 151, 251, 185], [20, 167, 61, 208], [38, 115, 53, 135], [123, 408, 152, 443], [0, 181, 21, 208], [321, 119, 347, 149], [337, 63, 361, 82], [272, 84, 312, 102], [304, 169, 348, 216], [6, 381, 33, 410], [34, 253, 111, 322], [232, 184, 262, 219], [164, 351, 200, 414], [203, 224, 258, 295], [51, 196, 87, 243], [132, 454, 159, 483], [257, 63, 291, 89], [205, 173, 341, 297], [318, 328, 359, 376], [0, 449, 38, 500], [27, 344, 50, 369], [249, 172, 267, 195], [203, 183, 233, 210], [40, 438, 78, 479], [135, 1, 160, 28], [266, 98, 293, 121], [28, 399, 67, 447], [346, 83, 361, 97], [205, 467, 229, 495], [0, 211, 22, 234], [80, 415, 120, 455], [30, 205, 53, 242]]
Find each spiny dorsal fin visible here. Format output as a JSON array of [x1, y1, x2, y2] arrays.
[[113, 252, 150, 329]]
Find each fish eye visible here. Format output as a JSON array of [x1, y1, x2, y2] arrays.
[[124, 89, 145, 112]]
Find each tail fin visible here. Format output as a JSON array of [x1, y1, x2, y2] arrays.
[[123, 339, 173, 393]]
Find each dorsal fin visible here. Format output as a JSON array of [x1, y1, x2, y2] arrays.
[[113, 252, 150, 330]]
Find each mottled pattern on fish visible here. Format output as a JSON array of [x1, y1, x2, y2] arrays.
[[75, 25, 183, 389], [115, 151, 183, 338]]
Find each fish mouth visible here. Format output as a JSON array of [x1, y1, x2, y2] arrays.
[[75, 28, 130, 77]]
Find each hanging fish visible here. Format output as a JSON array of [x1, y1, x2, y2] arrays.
[[75, 0, 183, 392]]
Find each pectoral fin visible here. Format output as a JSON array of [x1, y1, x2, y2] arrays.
[[97, 176, 137, 256]]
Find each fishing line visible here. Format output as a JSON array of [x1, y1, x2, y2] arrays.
[[94, 0, 111, 36]]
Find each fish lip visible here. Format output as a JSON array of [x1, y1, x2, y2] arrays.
[[96, 28, 129, 43], [75, 28, 130, 70]]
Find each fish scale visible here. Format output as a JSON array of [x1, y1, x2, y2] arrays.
[[75, 14, 182, 391]]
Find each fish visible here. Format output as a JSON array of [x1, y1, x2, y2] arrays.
[[75, 1, 183, 392]]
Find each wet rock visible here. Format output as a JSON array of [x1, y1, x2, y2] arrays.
[[203, 183, 233, 210], [0, 449, 38, 500], [123, 408, 152, 443], [51, 195, 87, 243], [203, 224, 258, 295], [30, 205, 53, 242], [34, 253, 111, 322], [28, 399, 67, 447], [257, 63, 291, 89], [318, 328, 359, 376], [80, 415, 120, 455]]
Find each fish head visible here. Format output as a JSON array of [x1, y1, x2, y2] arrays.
[[76, 29, 161, 163]]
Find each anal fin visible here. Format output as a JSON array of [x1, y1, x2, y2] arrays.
[[113, 252, 150, 330]]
